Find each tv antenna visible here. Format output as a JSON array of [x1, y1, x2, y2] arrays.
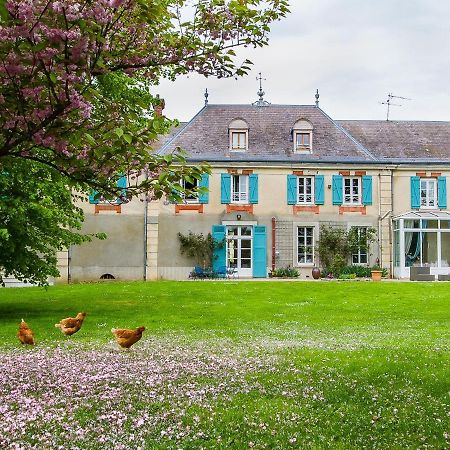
[[380, 93, 412, 121]]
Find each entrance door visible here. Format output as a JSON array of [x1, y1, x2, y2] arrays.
[[226, 225, 253, 277]]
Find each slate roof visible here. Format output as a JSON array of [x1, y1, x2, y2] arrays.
[[160, 104, 375, 162], [338, 120, 450, 162]]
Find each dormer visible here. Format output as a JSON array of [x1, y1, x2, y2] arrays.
[[292, 119, 313, 153], [229, 119, 249, 152]]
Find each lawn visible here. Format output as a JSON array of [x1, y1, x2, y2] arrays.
[[0, 281, 449, 449]]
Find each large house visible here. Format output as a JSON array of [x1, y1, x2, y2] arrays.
[[58, 93, 450, 282]]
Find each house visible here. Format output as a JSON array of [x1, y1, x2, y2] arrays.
[[59, 93, 450, 282]]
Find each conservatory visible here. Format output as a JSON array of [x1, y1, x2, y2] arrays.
[[393, 211, 450, 278]]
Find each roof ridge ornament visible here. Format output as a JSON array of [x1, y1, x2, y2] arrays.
[[252, 72, 270, 107], [315, 89, 320, 107], [204, 88, 209, 106]]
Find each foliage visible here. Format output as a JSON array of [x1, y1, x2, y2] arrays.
[[322, 265, 388, 279], [0, 159, 105, 286], [270, 266, 299, 278], [316, 225, 377, 276], [178, 231, 223, 267]]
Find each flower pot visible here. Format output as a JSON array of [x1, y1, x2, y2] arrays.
[[312, 267, 321, 280], [371, 270, 382, 281]]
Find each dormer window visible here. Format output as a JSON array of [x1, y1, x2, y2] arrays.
[[229, 119, 248, 152], [292, 119, 313, 153]]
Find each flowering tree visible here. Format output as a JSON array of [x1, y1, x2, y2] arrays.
[[0, 0, 289, 284]]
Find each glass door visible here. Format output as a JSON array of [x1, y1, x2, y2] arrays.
[[226, 226, 253, 277]]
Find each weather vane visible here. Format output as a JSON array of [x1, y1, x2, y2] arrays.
[[380, 93, 412, 121], [252, 72, 270, 107]]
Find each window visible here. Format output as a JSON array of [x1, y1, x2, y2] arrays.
[[297, 176, 314, 204], [420, 178, 437, 208], [292, 119, 313, 153], [180, 178, 198, 203], [295, 132, 311, 151], [231, 174, 248, 203], [343, 177, 361, 205], [297, 226, 314, 264], [352, 227, 368, 265], [231, 132, 247, 151]]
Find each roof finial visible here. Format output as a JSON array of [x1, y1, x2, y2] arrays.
[[204, 88, 209, 106], [252, 72, 270, 107], [315, 89, 320, 107]]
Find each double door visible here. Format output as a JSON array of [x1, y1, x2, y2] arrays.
[[226, 225, 252, 277]]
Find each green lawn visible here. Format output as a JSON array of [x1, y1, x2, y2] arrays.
[[0, 281, 449, 449]]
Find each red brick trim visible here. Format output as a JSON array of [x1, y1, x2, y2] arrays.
[[339, 206, 367, 215], [431, 172, 442, 178], [339, 170, 350, 176], [227, 168, 238, 174], [175, 204, 204, 214], [293, 170, 304, 176], [95, 204, 121, 214], [355, 170, 367, 176], [416, 172, 427, 177], [242, 169, 253, 175], [293, 205, 320, 214], [226, 204, 254, 213]]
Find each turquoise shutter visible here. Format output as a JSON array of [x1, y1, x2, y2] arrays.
[[198, 174, 209, 204], [438, 176, 447, 208], [362, 175, 373, 205], [212, 225, 226, 272], [332, 175, 343, 205], [314, 175, 325, 205], [410, 176, 420, 209], [116, 174, 127, 204], [249, 174, 258, 204], [253, 225, 267, 278], [287, 175, 297, 205], [221, 173, 231, 204], [89, 190, 99, 204]]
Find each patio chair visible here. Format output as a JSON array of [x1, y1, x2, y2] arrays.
[[191, 265, 207, 279], [214, 266, 227, 279]]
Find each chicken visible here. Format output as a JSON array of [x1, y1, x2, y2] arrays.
[[17, 319, 35, 345], [111, 326, 145, 349], [55, 312, 86, 336]]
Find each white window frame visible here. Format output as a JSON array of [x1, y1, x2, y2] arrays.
[[343, 176, 362, 205], [230, 130, 248, 152], [420, 178, 437, 209], [351, 226, 369, 265], [294, 131, 312, 153], [296, 225, 315, 266], [231, 174, 249, 204], [180, 178, 199, 204], [297, 176, 314, 204]]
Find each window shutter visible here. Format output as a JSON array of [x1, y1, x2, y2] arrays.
[[438, 176, 447, 208], [249, 174, 258, 204], [410, 176, 420, 209], [252, 225, 267, 278], [221, 173, 231, 204], [332, 175, 343, 205], [116, 175, 127, 204], [362, 175, 373, 205], [287, 175, 297, 205], [212, 225, 226, 272], [314, 175, 325, 205], [89, 190, 99, 204], [198, 173, 209, 204]]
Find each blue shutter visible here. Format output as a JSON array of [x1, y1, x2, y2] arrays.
[[287, 175, 297, 205], [253, 225, 267, 278], [221, 173, 231, 204], [249, 174, 258, 204], [410, 176, 420, 209], [362, 175, 373, 205], [198, 173, 209, 204], [212, 225, 226, 272], [438, 176, 447, 209], [314, 175, 325, 205], [89, 191, 99, 204], [332, 175, 343, 205], [116, 174, 127, 204]]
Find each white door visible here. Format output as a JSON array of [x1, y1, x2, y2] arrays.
[[226, 226, 253, 277]]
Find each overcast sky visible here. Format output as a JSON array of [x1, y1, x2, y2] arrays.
[[156, 0, 450, 122]]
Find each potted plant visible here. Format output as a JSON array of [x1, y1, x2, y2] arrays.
[[370, 265, 383, 281]]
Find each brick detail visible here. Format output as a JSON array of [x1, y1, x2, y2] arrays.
[[175, 204, 204, 214], [416, 172, 427, 177], [226, 204, 254, 213], [339, 170, 350, 176], [242, 169, 253, 175], [293, 205, 320, 214], [293, 170, 304, 176], [227, 168, 238, 174], [431, 172, 442, 178], [339, 206, 367, 215], [354, 170, 367, 176], [95, 204, 121, 214]]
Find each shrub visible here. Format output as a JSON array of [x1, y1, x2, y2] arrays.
[[271, 266, 300, 278], [339, 273, 357, 279]]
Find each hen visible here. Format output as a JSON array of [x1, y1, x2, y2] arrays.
[[17, 319, 35, 345], [55, 312, 86, 336], [111, 326, 145, 349]]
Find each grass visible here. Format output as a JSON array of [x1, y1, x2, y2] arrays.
[[0, 280, 449, 449]]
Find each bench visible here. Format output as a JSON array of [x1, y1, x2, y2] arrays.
[[409, 266, 435, 281], [438, 274, 450, 281]]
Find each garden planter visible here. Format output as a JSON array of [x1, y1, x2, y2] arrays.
[[371, 270, 382, 281], [312, 267, 321, 280]]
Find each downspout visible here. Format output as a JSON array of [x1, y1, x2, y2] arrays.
[[67, 246, 72, 284], [271, 217, 276, 271], [378, 173, 382, 266], [143, 174, 148, 281]]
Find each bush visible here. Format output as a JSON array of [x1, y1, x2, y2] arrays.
[[271, 266, 300, 278], [339, 273, 357, 279]]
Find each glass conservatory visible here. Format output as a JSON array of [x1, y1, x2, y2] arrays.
[[393, 211, 450, 278]]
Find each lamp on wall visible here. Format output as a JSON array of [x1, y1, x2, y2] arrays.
[[237, 214, 242, 221]]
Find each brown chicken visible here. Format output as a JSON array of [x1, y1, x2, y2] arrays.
[[55, 312, 86, 336], [17, 319, 35, 345], [111, 326, 145, 349]]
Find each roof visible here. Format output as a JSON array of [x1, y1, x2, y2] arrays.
[[160, 104, 375, 162], [338, 120, 450, 161]]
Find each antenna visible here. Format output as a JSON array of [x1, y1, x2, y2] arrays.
[[380, 93, 412, 121]]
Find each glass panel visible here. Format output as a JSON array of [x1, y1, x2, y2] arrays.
[[394, 230, 400, 267], [423, 220, 438, 229], [421, 232, 438, 267], [240, 240, 251, 249], [241, 226, 252, 236], [241, 259, 251, 268], [404, 220, 420, 229], [227, 227, 238, 236], [441, 232, 450, 267], [440, 220, 450, 229], [405, 231, 421, 267], [241, 249, 251, 259]]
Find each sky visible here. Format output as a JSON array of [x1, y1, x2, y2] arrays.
[[156, 0, 450, 123]]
